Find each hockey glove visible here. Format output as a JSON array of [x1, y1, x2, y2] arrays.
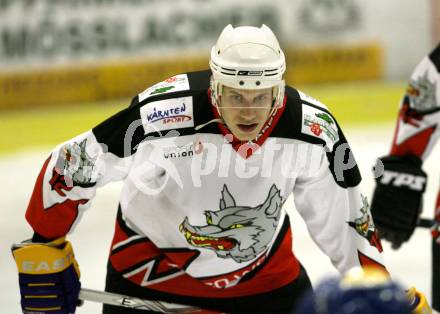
[[407, 287, 432, 314], [371, 155, 427, 249], [12, 237, 81, 314]]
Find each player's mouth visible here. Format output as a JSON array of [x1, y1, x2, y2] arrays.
[[236, 123, 258, 133], [180, 224, 237, 251]]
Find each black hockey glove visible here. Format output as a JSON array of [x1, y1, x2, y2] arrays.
[[371, 155, 427, 249]]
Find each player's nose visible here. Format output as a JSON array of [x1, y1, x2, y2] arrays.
[[238, 107, 257, 120]]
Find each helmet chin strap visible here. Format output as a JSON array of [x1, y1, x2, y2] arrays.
[[194, 118, 224, 131], [267, 98, 281, 121]]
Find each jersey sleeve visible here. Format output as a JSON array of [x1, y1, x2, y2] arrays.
[[26, 98, 144, 239], [390, 44, 440, 160], [293, 101, 386, 274]]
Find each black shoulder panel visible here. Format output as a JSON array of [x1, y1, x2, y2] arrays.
[[92, 99, 145, 158], [428, 43, 440, 72], [271, 86, 326, 146], [302, 97, 362, 188], [132, 70, 211, 106], [273, 85, 361, 188], [325, 128, 362, 188], [187, 70, 211, 91], [93, 70, 219, 158]]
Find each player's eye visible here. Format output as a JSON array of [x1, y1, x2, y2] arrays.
[[229, 224, 244, 229], [227, 94, 244, 106], [254, 94, 269, 103], [205, 212, 213, 225]]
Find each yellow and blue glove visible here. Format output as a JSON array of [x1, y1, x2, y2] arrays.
[[12, 238, 81, 314], [407, 287, 432, 314], [293, 267, 433, 314]]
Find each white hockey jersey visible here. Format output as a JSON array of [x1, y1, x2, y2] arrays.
[[390, 43, 440, 162], [390, 45, 440, 243], [390, 43, 440, 227], [26, 70, 385, 298], [385, 43, 440, 311]]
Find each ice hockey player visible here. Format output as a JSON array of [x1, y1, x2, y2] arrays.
[[12, 24, 432, 314], [370, 44, 440, 312], [294, 266, 429, 314]]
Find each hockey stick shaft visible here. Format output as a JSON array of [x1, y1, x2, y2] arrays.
[[433, 238, 440, 312], [79, 288, 210, 313], [428, 216, 440, 312], [417, 217, 440, 311]]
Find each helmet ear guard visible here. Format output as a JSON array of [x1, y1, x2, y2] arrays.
[[209, 24, 286, 113]]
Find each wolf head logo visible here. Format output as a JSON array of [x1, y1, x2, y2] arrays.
[[348, 194, 383, 253], [55, 139, 96, 186], [353, 194, 373, 237], [180, 184, 283, 263], [408, 72, 437, 112]]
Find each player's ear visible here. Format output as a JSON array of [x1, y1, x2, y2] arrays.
[[220, 185, 236, 210], [261, 185, 282, 218]]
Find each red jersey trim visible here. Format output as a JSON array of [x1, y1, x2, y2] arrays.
[[390, 101, 436, 157], [25, 156, 89, 239], [146, 226, 299, 297], [109, 218, 300, 298], [391, 125, 437, 157]]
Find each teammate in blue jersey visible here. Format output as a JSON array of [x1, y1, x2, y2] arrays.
[[12, 24, 432, 314], [294, 266, 429, 314]]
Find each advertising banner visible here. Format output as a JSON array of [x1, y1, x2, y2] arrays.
[[0, 0, 430, 109]]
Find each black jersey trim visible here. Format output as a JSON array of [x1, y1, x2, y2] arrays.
[[118, 247, 201, 278], [111, 236, 151, 255], [116, 205, 140, 237], [120, 255, 183, 281], [276, 87, 327, 145], [92, 104, 145, 158], [297, 93, 362, 188], [104, 261, 306, 313], [429, 43, 440, 72], [131, 70, 211, 107], [92, 71, 214, 158]]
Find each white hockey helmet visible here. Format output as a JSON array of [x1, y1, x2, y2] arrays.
[[210, 24, 286, 110]]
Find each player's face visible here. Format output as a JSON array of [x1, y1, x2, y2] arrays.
[[219, 86, 273, 141]]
